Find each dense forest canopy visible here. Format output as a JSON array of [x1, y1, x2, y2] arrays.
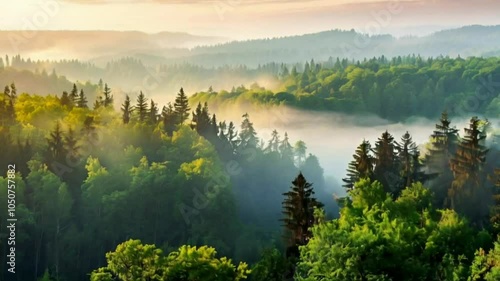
[[0, 26, 499, 279], [0, 74, 498, 280], [190, 56, 500, 121]]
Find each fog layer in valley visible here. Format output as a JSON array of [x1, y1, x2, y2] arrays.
[[205, 102, 497, 197]]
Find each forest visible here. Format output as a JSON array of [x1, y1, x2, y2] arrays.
[[190, 56, 500, 121], [0, 74, 499, 280]]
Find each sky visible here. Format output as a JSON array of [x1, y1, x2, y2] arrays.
[[1, 0, 500, 40]]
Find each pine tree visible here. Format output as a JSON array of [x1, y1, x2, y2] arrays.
[[121, 95, 133, 124], [77, 89, 88, 108], [449, 117, 489, 226], [191, 102, 211, 135], [423, 111, 459, 208], [103, 83, 113, 107], [70, 84, 78, 104], [45, 122, 68, 172], [148, 99, 159, 124], [281, 172, 323, 259], [136, 91, 148, 122], [60, 91, 72, 107], [279, 132, 294, 161], [343, 140, 374, 192], [239, 113, 258, 150], [226, 121, 239, 153], [266, 130, 280, 153], [174, 87, 190, 125], [161, 103, 176, 136], [373, 130, 400, 197], [396, 131, 418, 189]]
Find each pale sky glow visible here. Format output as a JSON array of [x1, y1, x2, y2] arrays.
[[1, 0, 499, 39]]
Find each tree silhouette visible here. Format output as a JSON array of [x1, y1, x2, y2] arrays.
[[281, 172, 323, 257], [136, 91, 148, 122], [103, 83, 113, 107], [343, 140, 374, 192], [77, 89, 88, 108], [174, 87, 190, 125], [449, 117, 489, 226], [121, 95, 133, 124], [373, 130, 399, 197], [423, 111, 459, 208]]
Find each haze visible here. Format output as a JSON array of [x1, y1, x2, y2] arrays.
[[4, 0, 500, 40]]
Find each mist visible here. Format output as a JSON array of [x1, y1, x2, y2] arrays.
[[202, 102, 497, 197]]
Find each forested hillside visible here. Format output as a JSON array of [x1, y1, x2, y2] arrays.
[[0, 84, 333, 281], [0, 79, 498, 280], [6, 26, 500, 67], [191, 56, 500, 121]]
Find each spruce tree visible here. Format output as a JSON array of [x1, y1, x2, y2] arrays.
[[77, 89, 88, 108], [148, 99, 158, 124], [239, 113, 258, 150], [281, 172, 323, 259], [60, 91, 72, 107], [279, 132, 294, 161], [343, 140, 374, 192], [423, 111, 459, 208], [103, 83, 113, 107], [373, 130, 400, 197], [121, 95, 133, 124], [161, 103, 176, 136], [45, 122, 68, 173], [136, 91, 148, 122], [70, 84, 78, 104], [174, 87, 190, 125], [449, 116, 489, 226], [266, 130, 280, 153], [396, 131, 418, 189]]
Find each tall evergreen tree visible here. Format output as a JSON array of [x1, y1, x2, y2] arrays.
[[424, 111, 459, 208], [449, 116, 489, 226], [70, 84, 78, 104], [161, 103, 176, 136], [103, 83, 113, 107], [343, 140, 375, 192], [266, 130, 280, 153], [60, 91, 72, 107], [174, 87, 190, 125], [373, 130, 400, 197], [77, 89, 88, 108], [239, 113, 258, 150], [136, 91, 148, 122], [148, 99, 159, 125], [45, 122, 68, 174], [121, 95, 133, 124], [396, 131, 418, 189], [279, 132, 294, 161], [281, 172, 323, 261]]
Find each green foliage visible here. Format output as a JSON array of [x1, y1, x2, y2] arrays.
[[91, 240, 251, 281], [190, 56, 500, 121], [295, 179, 482, 281], [250, 248, 289, 281]]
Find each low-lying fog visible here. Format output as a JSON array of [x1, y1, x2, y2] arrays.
[[205, 103, 497, 197]]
